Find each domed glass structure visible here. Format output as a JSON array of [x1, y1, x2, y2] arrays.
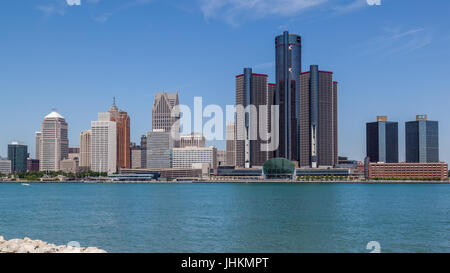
[[263, 158, 296, 179]]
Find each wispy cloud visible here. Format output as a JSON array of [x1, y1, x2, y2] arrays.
[[199, 0, 328, 26], [36, 2, 66, 17], [90, 0, 154, 23], [359, 27, 433, 57], [66, 0, 81, 6], [253, 61, 275, 69], [36, 0, 82, 17], [332, 0, 367, 14]]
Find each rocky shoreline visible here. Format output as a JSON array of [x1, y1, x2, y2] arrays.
[[0, 236, 107, 253]]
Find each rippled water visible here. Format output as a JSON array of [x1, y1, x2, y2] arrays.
[[0, 183, 449, 253]]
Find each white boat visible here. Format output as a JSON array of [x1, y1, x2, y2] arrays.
[[21, 183, 30, 186]]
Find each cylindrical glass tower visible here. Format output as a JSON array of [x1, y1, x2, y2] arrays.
[[275, 31, 302, 161]]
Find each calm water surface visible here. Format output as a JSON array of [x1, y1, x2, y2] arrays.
[[0, 183, 449, 253]]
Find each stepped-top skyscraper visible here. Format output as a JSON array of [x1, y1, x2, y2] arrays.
[[275, 31, 301, 161], [152, 91, 179, 132], [40, 111, 69, 171]]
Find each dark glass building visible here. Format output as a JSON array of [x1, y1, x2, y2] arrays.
[[405, 115, 439, 163], [140, 135, 147, 169], [275, 31, 301, 161], [366, 116, 398, 163], [8, 142, 28, 173], [299, 65, 338, 167]]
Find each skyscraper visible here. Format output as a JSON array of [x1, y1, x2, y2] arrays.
[[180, 133, 206, 148], [299, 65, 338, 167], [108, 99, 131, 169], [91, 112, 117, 174], [235, 68, 272, 168], [152, 91, 180, 133], [147, 130, 173, 169], [366, 116, 399, 163], [130, 143, 142, 169], [405, 115, 439, 163], [80, 129, 92, 169], [40, 111, 69, 171], [275, 31, 302, 161], [8, 142, 28, 173], [140, 135, 147, 169], [225, 122, 236, 166], [35, 131, 41, 160]]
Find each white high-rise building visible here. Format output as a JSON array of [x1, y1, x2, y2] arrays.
[[172, 146, 217, 169], [80, 129, 92, 169], [40, 111, 69, 171], [91, 113, 117, 174], [0, 157, 12, 175], [35, 131, 42, 160], [180, 133, 206, 148]]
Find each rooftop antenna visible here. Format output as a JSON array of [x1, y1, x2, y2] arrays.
[[52, 108, 58, 113], [113, 97, 116, 107]]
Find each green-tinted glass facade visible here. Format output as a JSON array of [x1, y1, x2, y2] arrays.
[[8, 143, 28, 173], [263, 158, 295, 179]]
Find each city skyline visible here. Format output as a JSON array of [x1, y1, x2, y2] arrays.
[[0, 1, 449, 163]]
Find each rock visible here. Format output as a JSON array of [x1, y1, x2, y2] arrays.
[[16, 244, 36, 253], [0, 235, 107, 253], [82, 247, 107, 253]]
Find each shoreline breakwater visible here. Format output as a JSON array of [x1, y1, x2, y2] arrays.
[[0, 236, 106, 253]]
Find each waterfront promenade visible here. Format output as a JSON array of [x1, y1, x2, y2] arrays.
[[1, 180, 449, 184]]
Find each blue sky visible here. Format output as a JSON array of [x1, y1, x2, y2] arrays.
[[0, 0, 449, 162]]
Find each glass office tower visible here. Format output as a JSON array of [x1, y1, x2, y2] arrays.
[[366, 116, 399, 163], [8, 142, 28, 173], [405, 115, 439, 163], [275, 31, 301, 161]]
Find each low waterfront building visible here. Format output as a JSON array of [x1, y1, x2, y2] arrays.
[[60, 158, 79, 173], [27, 158, 40, 172], [295, 168, 350, 177], [172, 146, 217, 169], [367, 162, 448, 181], [68, 147, 80, 162], [119, 168, 202, 181], [215, 166, 264, 179], [216, 150, 226, 167], [263, 158, 295, 179], [109, 173, 160, 182], [0, 158, 12, 175]]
